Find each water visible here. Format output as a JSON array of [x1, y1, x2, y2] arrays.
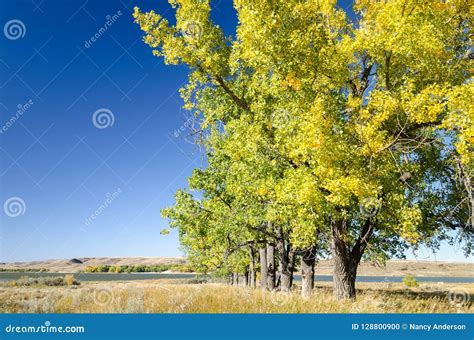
[[0, 272, 473, 283], [0, 272, 197, 282]]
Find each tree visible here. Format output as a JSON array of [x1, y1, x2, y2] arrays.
[[135, 0, 473, 300]]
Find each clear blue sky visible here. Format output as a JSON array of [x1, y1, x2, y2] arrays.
[[0, 0, 471, 263]]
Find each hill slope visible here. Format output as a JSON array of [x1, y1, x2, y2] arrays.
[[0, 257, 472, 276]]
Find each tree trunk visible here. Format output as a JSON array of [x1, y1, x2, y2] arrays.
[[333, 252, 357, 300], [301, 246, 316, 298], [249, 248, 257, 288], [289, 250, 296, 288], [232, 272, 239, 286], [332, 219, 357, 300], [277, 239, 292, 292], [331, 217, 374, 300], [275, 274, 281, 289], [259, 247, 268, 289], [276, 230, 293, 293], [266, 244, 276, 290]]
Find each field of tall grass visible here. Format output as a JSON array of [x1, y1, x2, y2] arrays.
[[0, 278, 472, 313]]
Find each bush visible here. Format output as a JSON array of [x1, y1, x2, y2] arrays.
[[402, 274, 418, 288], [134, 265, 146, 272], [170, 265, 194, 273], [84, 266, 96, 273], [0, 268, 49, 272], [6, 276, 80, 287], [63, 274, 79, 286], [81, 264, 192, 273]]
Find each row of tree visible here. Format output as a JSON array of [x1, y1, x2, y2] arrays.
[[134, 0, 473, 299], [83, 264, 192, 273]]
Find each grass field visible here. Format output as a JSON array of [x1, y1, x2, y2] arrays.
[[0, 278, 472, 313]]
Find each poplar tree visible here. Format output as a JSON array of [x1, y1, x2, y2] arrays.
[[135, 0, 472, 300]]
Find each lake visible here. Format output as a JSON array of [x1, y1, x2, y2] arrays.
[[0, 272, 473, 283]]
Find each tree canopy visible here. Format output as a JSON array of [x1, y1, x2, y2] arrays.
[[134, 0, 473, 299]]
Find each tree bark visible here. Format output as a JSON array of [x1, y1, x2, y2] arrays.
[[288, 247, 295, 289], [266, 244, 276, 290], [276, 228, 294, 293], [277, 240, 292, 293], [249, 248, 257, 288], [301, 246, 316, 298], [332, 217, 374, 300], [243, 267, 249, 287], [232, 272, 239, 286], [333, 249, 357, 300], [259, 247, 268, 290]]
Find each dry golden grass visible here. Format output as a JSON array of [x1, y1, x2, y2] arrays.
[[0, 280, 472, 313]]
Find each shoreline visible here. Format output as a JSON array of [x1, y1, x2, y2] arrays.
[[1, 258, 473, 278]]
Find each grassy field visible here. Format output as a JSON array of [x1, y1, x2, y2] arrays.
[[0, 278, 472, 313]]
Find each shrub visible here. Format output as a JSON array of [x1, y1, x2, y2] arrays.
[[402, 274, 418, 288], [0, 268, 49, 272], [63, 274, 79, 286], [84, 266, 96, 273], [5, 276, 80, 287], [41, 277, 66, 286], [81, 264, 192, 273], [170, 265, 194, 273], [134, 265, 146, 272]]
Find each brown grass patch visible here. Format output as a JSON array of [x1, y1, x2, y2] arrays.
[[0, 280, 472, 313]]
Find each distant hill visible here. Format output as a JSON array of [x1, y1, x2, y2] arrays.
[[0, 257, 186, 273], [319, 259, 474, 278], [0, 257, 472, 277]]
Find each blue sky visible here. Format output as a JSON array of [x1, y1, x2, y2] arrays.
[[0, 0, 471, 263]]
